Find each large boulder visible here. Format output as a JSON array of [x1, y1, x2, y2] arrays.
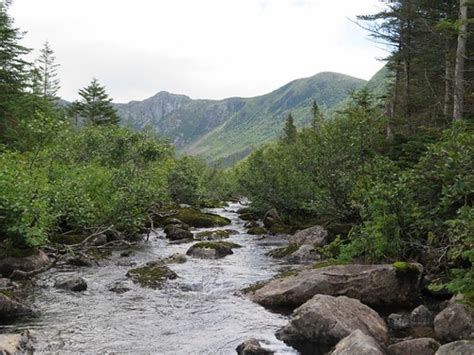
[[126, 262, 177, 289], [250, 263, 423, 309], [186, 241, 242, 259], [236, 338, 274, 355], [289, 225, 328, 247], [436, 341, 474, 355], [388, 338, 440, 355], [286, 245, 322, 264], [54, 275, 88, 292], [0, 331, 34, 354], [161, 207, 231, 228], [263, 208, 281, 228], [434, 303, 473, 342], [0, 293, 33, 320], [276, 295, 388, 349], [331, 330, 384, 355], [0, 250, 50, 277], [164, 225, 193, 241]]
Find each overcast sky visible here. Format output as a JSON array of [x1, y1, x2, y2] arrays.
[[11, 0, 387, 103]]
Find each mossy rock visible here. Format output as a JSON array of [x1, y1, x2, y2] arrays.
[[186, 241, 242, 259], [241, 281, 266, 294], [267, 244, 299, 258], [312, 259, 350, 269], [199, 200, 228, 208], [0, 247, 37, 258], [194, 230, 231, 241], [126, 262, 177, 289], [239, 213, 258, 221], [49, 234, 88, 245], [237, 207, 255, 215], [268, 223, 292, 235], [393, 261, 421, 278], [172, 208, 231, 228], [247, 227, 268, 235]]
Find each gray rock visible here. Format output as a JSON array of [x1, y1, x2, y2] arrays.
[[410, 305, 434, 327], [436, 340, 474, 355], [0, 331, 34, 354], [236, 338, 274, 355], [289, 225, 328, 247], [89, 233, 108, 246], [388, 313, 411, 330], [276, 295, 388, 348], [164, 225, 193, 241], [286, 245, 322, 264], [0, 278, 19, 291], [331, 330, 384, 355], [388, 338, 440, 355], [0, 250, 50, 278], [54, 275, 87, 292], [0, 293, 33, 319], [250, 263, 423, 309], [186, 242, 240, 259], [66, 255, 95, 267], [263, 208, 281, 228], [109, 282, 131, 294], [434, 303, 473, 342]]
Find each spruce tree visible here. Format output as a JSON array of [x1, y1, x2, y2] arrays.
[[73, 78, 119, 125], [0, 0, 31, 137], [33, 41, 60, 99], [282, 113, 297, 143], [311, 100, 324, 130]]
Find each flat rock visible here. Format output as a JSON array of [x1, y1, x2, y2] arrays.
[[126, 262, 177, 289], [436, 340, 474, 355], [434, 303, 473, 342], [250, 263, 423, 309], [388, 338, 440, 355], [331, 330, 384, 355], [276, 295, 388, 349]]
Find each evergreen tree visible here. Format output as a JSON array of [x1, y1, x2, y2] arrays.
[[282, 113, 297, 143], [311, 100, 324, 130], [33, 41, 60, 99], [73, 78, 119, 125], [0, 0, 31, 138]]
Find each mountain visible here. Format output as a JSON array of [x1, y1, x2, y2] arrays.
[[115, 71, 367, 165]]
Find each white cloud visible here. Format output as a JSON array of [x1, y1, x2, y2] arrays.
[[11, 0, 387, 102]]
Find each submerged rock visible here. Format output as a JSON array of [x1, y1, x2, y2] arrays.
[[250, 263, 423, 309], [236, 338, 274, 355], [434, 303, 473, 342], [126, 262, 177, 289], [0, 292, 33, 319], [0, 250, 50, 278], [331, 330, 384, 355], [109, 282, 131, 294], [194, 229, 231, 241], [0, 330, 34, 354], [186, 241, 242, 259], [289, 225, 328, 247], [276, 295, 388, 349], [54, 275, 88, 292], [388, 338, 440, 355], [436, 340, 474, 355]]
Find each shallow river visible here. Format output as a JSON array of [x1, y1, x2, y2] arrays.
[[3, 203, 298, 354]]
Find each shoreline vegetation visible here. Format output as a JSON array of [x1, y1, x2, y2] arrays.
[[0, 0, 473, 354]]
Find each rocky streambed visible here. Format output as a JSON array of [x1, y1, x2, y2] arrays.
[[1, 202, 473, 354]]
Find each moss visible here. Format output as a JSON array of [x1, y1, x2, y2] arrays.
[[393, 261, 420, 276], [0, 290, 16, 298], [174, 208, 231, 228], [194, 230, 230, 241], [277, 269, 299, 278], [269, 223, 292, 235], [312, 259, 350, 269], [237, 207, 255, 215], [50, 234, 88, 245], [126, 264, 177, 288], [267, 244, 299, 258], [242, 281, 266, 294], [239, 213, 258, 221], [247, 227, 267, 235]]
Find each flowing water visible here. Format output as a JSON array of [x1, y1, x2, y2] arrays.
[[2, 203, 298, 354]]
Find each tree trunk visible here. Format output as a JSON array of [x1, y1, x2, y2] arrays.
[[453, 0, 468, 121]]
